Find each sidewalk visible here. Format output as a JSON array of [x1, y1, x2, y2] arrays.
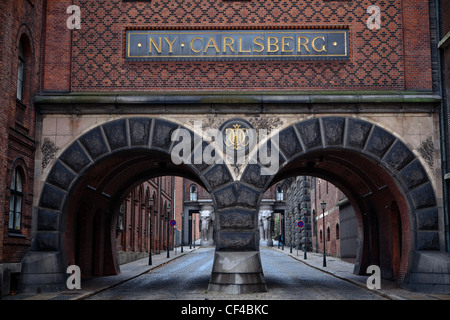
[[4, 246, 199, 301], [272, 245, 450, 300]]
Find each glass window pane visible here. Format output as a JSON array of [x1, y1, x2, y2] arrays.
[[17, 60, 24, 101], [9, 196, 15, 229], [16, 170, 23, 192]]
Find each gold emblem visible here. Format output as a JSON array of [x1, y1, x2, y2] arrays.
[[225, 124, 249, 150]]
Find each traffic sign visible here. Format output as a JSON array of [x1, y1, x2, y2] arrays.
[[297, 220, 304, 228], [169, 219, 176, 227]]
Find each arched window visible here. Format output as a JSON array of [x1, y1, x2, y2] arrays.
[[17, 40, 25, 101], [190, 184, 197, 201], [276, 185, 283, 201], [336, 223, 340, 240], [327, 226, 330, 242], [319, 229, 323, 243], [9, 167, 24, 232]]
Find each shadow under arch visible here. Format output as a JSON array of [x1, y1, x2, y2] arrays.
[[241, 116, 441, 290], [18, 117, 234, 293]]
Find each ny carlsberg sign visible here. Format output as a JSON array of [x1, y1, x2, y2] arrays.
[[126, 29, 348, 60]]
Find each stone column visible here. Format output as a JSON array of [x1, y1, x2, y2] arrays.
[[258, 205, 273, 247], [207, 182, 267, 294], [199, 204, 215, 247]]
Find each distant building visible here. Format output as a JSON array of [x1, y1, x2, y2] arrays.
[[281, 176, 358, 263], [116, 176, 176, 265]]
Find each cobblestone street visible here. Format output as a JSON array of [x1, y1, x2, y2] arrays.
[[85, 247, 386, 300]]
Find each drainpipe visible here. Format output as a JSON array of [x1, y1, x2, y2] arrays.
[[436, 0, 450, 252]]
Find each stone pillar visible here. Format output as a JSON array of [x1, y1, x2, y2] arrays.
[[258, 205, 273, 247], [207, 205, 267, 294], [200, 204, 215, 247]]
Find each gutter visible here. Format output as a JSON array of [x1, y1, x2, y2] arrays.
[[436, 0, 450, 252]]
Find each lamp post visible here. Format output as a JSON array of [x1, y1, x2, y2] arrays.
[[189, 215, 192, 249], [181, 212, 184, 253], [193, 217, 196, 249], [148, 197, 154, 266], [167, 204, 171, 258], [321, 200, 327, 267]]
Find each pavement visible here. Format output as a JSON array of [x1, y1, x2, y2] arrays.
[[273, 244, 450, 300], [3, 244, 450, 301], [3, 245, 201, 301]]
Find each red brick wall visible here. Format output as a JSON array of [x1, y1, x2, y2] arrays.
[[41, 0, 434, 92], [42, 0, 72, 92], [0, 0, 42, 263]]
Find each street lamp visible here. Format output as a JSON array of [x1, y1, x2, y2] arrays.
[[321, 200, 327, 267], [167, 204, 171, 258], [189, 215, 192, 249], [181, 212, 184, 253], [193, 217, 196, 249], [148, 197, 154, 266]]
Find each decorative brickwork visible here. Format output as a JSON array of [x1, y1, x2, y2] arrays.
[[63, 0, 428, 92]]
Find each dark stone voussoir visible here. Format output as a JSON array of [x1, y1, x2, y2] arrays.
[[129, 117, 152, 146], [102, 119, 128, 150], [322, 117, 345, 146], [417, 207, 439, 231], [40, 184, 66, 211], [365, 126, 396, 159], [382, 139, 415, 173], [278, 126, 303, 159], [296, 118, 322, 150], [79, 126, 109, 159], [59, 141, 92, 173], [151, 119, 179, 150], [416, 231, 440, 251], [345, 118, 372, 150], [37, 209, 61, 231], [203, 164, 233, 191], [46, 161, 76, 191], [398, 159, 429, 190]]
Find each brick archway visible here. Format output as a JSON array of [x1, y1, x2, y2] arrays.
[[18, 117, 239, 293], [18, 116, 443, 293], [239, 116, 440, 290]]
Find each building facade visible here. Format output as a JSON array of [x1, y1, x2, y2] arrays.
[[116, 176, 176, 266], [0, 0, 447, 295], [0, 0, 43, 296]]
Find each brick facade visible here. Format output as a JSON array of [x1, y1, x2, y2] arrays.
[[116, 176, 176, 264], [39, 0, 434, 93], [0, 0, 42, 295]]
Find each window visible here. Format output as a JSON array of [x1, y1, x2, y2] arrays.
[[9, 168, 24, 232], [276, 185, 283, 201], [327, 226, 330, 241], [190, 184, 197, 201], [319, 229, 323, 243], [336, 223, 340, 240], [17, 40, 25, 101]]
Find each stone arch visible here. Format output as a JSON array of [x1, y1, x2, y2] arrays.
[[18, 117, 235, 293], [239, 116, 442, 290]]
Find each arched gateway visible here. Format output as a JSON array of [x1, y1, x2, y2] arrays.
[[19, 116, 444, 293]]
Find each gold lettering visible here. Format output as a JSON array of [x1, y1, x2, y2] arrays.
[[297, 37, 310, 53], [238, 36, 251, 53], [204, 37, 219, 53], [312, 36, 327, 52], [253, 37, 264, 53], [281, 37, 294, 52], [164, 37, 177, 53], [267, 37, 279, 53], [190, 37, 203, 53], [149, 37, 162, 53], [223, 37, 235, 53]]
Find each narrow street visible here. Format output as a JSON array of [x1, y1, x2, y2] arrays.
[[87, 247, 386, 300]]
